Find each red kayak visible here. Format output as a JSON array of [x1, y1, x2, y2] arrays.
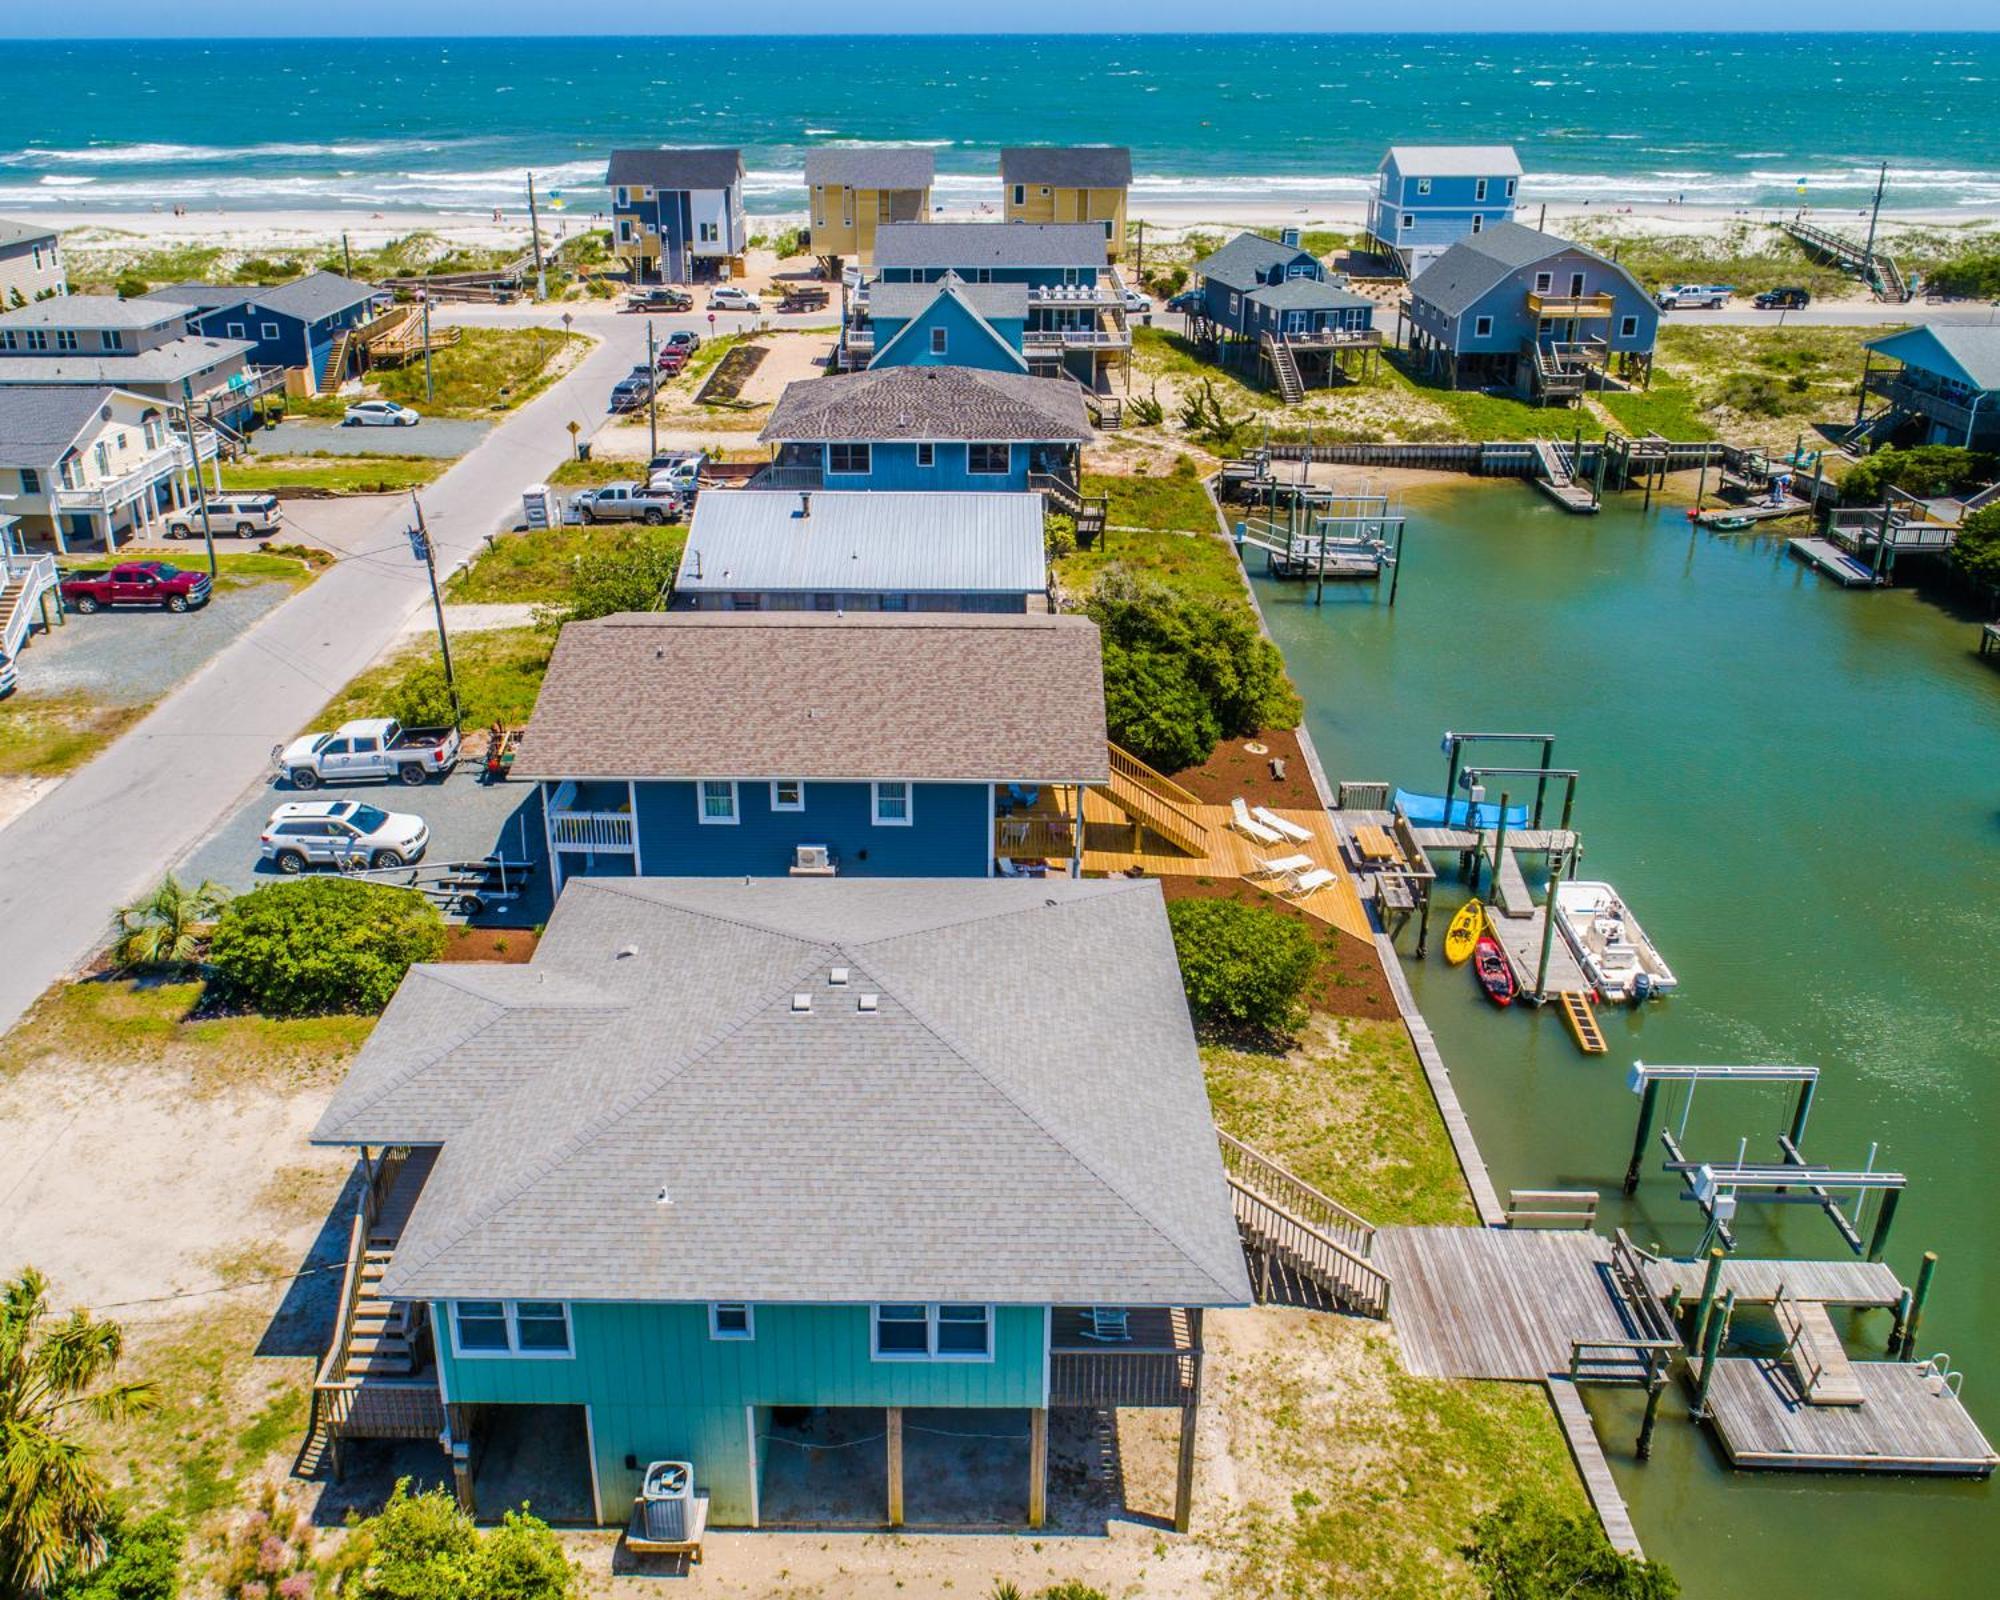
[[1473, 934, 1517, 1008]]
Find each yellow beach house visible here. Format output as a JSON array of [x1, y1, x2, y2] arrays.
[[999, 147, 1131, 260], [804, 147, 935, 270]]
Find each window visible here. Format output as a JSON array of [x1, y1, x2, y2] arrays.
[[698, 222, 720, 244], [1470, 215, 1483, 235], [261, 321, 280, 340], [20, 468, 38, 493], [1570, 272, 1586, 298], [872, 1303, 992, 1361], [1012, 183, 1025, 207], [103, 330, 123, 350], [967, 443, 1009, 475], [872, 781, 912, 826], [1506, 178, 1517, 199], [93, 442, 109, 477], [699, 780, 739, 824], [55, 329, 78, 351], [1102, 219, 1115, 241], [24, 330, 47, 351], [1416, 178, 1432, 196], [1475, 178, 1488, 203], [618, 220, 633, 244], [1473, 316, 1493, 338], [1534, 272, 1552, 293], [1400, 214, 1414, 231], [1620, 315, 1639, 338], [915, 442, 935, 468], [930, 327, 948, 356], [450, 1300, 572, 1358], [770, 780, 805, 812], [226, 322, 245, 339], [0, 332, 12, 350], [828, 442, 871, 476], [616, 186, 629, 206], [709, 1303, 755, 1340]]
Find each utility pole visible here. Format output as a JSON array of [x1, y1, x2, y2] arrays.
[[646, 319, 658, 460], [342, 232, 353, 278], [1861, 161, 1887, 294], [421, 293, 435, 405], [408, 494, 460, 730], [1135, 219, 1145, 283], [527, 171, 548, 300], [178, 377, 217, 582]]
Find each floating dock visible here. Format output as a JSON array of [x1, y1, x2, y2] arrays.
[[1696, 496, 1812, 526], [1702, 1358, 1996, 1474], [1788, 537, 1883, 587]]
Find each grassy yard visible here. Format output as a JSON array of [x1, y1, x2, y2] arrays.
[[1375, 355, 1608, 443], [370, 326, 586, 418], [1596, 376, 1717, 441], [223, 453, 446, 495], [0, 694, 149, 779], [1054, 468, 1252, 608], [1132, 325, 1280, 413], [447, 523, 685, 603], [313, 625, 552, 730]]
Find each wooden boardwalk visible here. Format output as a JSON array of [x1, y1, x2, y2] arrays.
[[1704, 1358, 1998, 1474], [1643, 1256, 1902, 1309], [1548, 1379, 1644, 1556]]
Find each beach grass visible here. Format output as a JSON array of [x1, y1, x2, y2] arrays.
[[446, 524, 685, 604], [223, 453, 446, 495], [369, 326, 585, 418], [1054, 468, 1250, 608], [1597, 377, 1718, 440], [0, 693, 149, 779], [312, 625, 552, 730]]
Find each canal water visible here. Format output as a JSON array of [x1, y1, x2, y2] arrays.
[[1249, 484, 2000, 1596]]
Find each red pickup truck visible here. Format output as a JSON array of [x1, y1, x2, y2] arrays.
[[60, 561, 213, 614]]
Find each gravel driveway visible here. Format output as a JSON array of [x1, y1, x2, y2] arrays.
[[19, 581, 295, 705], [249, 418, 491, 458]]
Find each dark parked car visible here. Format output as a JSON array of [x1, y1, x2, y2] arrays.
[[609, 367, 655, 412], [59, 561, 211, 614], [1166, 288, 1202, 315], [625, 287, 693, 313], [1753, 287, 1811, 310]]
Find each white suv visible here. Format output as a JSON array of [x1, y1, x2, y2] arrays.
[[259, 800, 430, 873], [166, 494, 282, 539], [708, 286, 761, 312]]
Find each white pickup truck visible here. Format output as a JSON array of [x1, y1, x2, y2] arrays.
[[1654, 283, 1734, 310], [272, 718, 461, 789]]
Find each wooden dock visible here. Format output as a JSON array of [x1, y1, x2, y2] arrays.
[[1643, 1256, 1902, 1309], [1703, 1358, 1997, 1475], [1788, 536, 1883, 587], [1548, 1379, 1644, 1557], [1696, 496, 1811, 526], [1482, 903, 1592, 995]]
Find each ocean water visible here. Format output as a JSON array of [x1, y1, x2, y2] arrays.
[[2, 33, 1999, 219]]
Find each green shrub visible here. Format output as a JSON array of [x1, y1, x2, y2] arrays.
[[329, 1482, 575, 1600], [1100, 640, 1220, 772], [1926, 249, 2000, 301], [1710, 370, 1787, 417], [1037, 1585, 1109, 1600], [47, 1513, 183, 1600], [386, 659, 458, 728], [1464, 1493, 1678, 1600], [533, 538, 680, 629], [1044, 514, 1077, 559], [114, 273, 150, 300], [1167, 899, 1317, 1035], [208, 879, 446, 1018], [1842, 444, 1993, 505], [1950, 503, 2000, 587]]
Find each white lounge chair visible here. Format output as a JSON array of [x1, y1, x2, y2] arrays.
[[1252, 805, 1314, 844], [1230, 797, 1284, 846], [1282, 867, 1337, 899], [1252, 852, 1314, 880]]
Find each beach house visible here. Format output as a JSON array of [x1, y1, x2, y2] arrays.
[[0, 218, 66, 305], [756, 364, 1092, 500], [0, 295, 273, 430], [607, 148, 748, 285], [999, 147, 1131, 260], [1188, 231, 1381, 399], [517, 611, 1109, 891], [0, 383, 221, 552], [305, 873, 1251, 1533], [1404, 222, 1657, 402], [145, 272, 389, 396], [852, 275, 1029, 375], [804, 147, 935, 270], [859, 223, 1132, 392], [1854, 326, 2000, 451], [1365, 146, 1523, 278], [671, 490, 1049, 614]]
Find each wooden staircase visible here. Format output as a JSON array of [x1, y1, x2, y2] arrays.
[[1028, 472, 1109, 542], [1261, 333, 1305, 405], [1100, 743, 1214, 857], [0, 554, 59, 696], [319, 327, 357, 394], [1558, 990, 1607, 1055], [1219, 1131, 1391, 1318]]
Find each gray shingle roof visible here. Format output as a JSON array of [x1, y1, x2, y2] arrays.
[[873, 222, 1106, 272], [0, 384, 119, 466], [141, 282, 242, 311], [0, 336, 253, 386], [1412, 221, 1639, 319], [513, 611, 1109, 784], [1864, 325, 2000, 392], [334, 875, 1251, 1308], [243, 270, 383, 322], [803, 146, 936, 190], [606, 147, 743, 191], [1384, 144, 1523, 178], [761, 364, 1090, 445], [1196, 232, 1319, 292], [0, 295, 186, 332], [1246, 278, 1374, 312], [677, 491, 1046, 599], [0, 217, 58, 249], [1000, 147, 1133, 188], [866, 277, 1028, 325]]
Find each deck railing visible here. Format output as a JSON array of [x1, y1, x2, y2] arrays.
[[1048, 1308, 1201, 1407], [1526, 291, 1617, 319], [2, 553, 57, 665], [1219, 1131, 1375, 1256], [548, 810, 636, 851]]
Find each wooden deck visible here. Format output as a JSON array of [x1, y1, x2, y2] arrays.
[[1548, 1379, 1644, 1556], [1079, 790, 1372, 940], [1643, 1256, 1903, 1309], [1788, 536, 1883, 587], [1481, 904, 1593, 995], [1704, 1358, 1998, 1474]]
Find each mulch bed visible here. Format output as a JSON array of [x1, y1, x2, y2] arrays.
[[694, 345, 768, 406], [1168, 725, 1322, 810], [1156, 875, 1397, 1022], [438, 926, 539, 964]]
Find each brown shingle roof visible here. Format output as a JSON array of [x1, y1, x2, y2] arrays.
[[514, 612, 1109, 783], [759, 364, 1091, 444]]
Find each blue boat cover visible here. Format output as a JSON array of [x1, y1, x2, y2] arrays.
[[1393, 788, 1530, 829]]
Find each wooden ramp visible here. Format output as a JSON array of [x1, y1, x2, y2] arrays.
[[1559, 991, 1607, 1053], [1487, 843, 1534, 918], [1548, 1379, 1644, 1557], [1788, 536, 1882, 587], [1704, 1358, 1997, 1474], [1778, 1297, 1866, 1407]]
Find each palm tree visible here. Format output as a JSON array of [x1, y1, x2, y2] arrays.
[[108, 875, 230, 973], [0, 1268, 157, 1598]]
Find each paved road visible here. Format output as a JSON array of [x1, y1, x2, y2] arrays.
[[1660, 303, 2000, 329], [0, 313, 649, 1036]]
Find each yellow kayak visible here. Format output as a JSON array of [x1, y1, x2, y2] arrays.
[[1443, 899, 1485, 965]]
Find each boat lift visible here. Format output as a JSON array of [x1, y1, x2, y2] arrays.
[[1625, 1062, 1909, 1260]]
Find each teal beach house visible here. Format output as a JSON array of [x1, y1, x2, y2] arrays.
[[307, 875, 1252, 1531], [1365, 144, 1523, 279]]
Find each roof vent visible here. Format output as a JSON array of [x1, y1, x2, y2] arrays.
[[857, 993, 880, 1013], [616, 944, 639, 960], [791, 992, 812, 1013], [799, 491, 811, 519], [829, 966, 850, 986], [656, 1186, 672, 1205]]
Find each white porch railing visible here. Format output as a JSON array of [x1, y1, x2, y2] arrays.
[[51, 437, 209, 514], [549, 810, 637, 851]]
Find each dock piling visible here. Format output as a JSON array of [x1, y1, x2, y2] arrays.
[[1625, 1076, 1662, 1195], [1898, 1251, 1937, 1357], [1691, 1246, 1727, 1354], [1866, 1184, 1903, 1262], [1637, 1377, 1666, 1460], [1532, 844, 1568, 1001], [1692, 1288, 1735, 1420]]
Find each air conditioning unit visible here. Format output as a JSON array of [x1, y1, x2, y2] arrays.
[[791, 844, 835, 876]]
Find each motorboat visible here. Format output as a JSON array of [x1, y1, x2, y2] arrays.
[[1554, 880, 1678, 1002]]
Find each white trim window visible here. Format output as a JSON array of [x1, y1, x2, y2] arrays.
[[1470, 215, 1483, 235], [699, 780, 740, 824], [1506, 177, 1518, 199], [450, 1299, 572, 1358], [967, 442, 1009, 475], [1473, 315, 1494, 339], [872, 1303, 992, 1361], [930, 327, 948, 356], [1400, 214, 1414, 231], [1012, 183, 1026, 207], [709, 1302, 755, 1340], [1534, 272, 1553, 293], [871, 781, 912, 826], [915, 442, 936, 469], [1475, 178, 1488, 203], [1416, 178, 1432, 196], [1619, 315, 1639, 338], [770, 779, 805, 812]]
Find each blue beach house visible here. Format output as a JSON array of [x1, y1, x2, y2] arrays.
[[1188, 231, 1382, 397], [757, 364, 1092, 496], [148, 271, 388, 395], [859, 274, 1028, 373], [606, 148, 748, 285], [1854, 326, 2000, 451], [514, 610, 1110, 892], [1366, 146, 1523, 279], [1405, 222, 1658, 403], [306, 874, 1251, 1533]]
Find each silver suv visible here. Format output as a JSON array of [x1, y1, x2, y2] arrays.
[[258, 800, 430, 873], [166, 494, 282, 539]]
